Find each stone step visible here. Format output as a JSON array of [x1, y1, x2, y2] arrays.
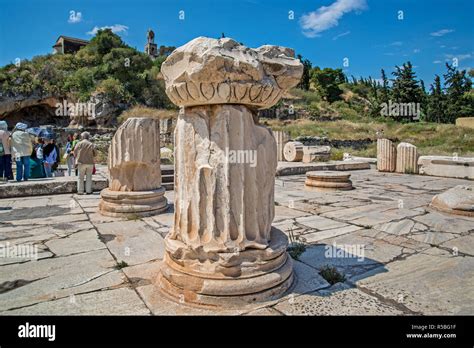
[[161, 165, 174, 176], [276, 160, 370, 176], [163, 182, 174, 191], [0, 175, 108, 198], [162, 174, 174, 183]]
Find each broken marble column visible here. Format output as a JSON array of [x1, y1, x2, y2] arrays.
[[158, 36, 303, 307], [273, 130, 290, 162], [99, 117, 167, 217], [377, 138, 397, 172], [396, 142, 418, 174], [283, 141, 304, 162]]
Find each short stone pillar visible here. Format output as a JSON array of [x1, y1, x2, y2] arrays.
[[99, 117, 168, 217], [377, 138, 396, 172], [302, 145, 331, 163], [283, 141, 304, 162], [158, 37, 303, 307], [273, 130, 290, 162], [305, 171, 353, 191], [396, 142, 418, 174]]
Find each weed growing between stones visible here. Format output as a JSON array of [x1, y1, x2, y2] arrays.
[[287, 226, 306, 260], [115, 261, 129, 269], [319, 265, 346, 285]]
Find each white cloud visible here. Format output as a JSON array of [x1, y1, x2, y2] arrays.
[[444, 53, 472, 61], [433, 60, 442, 64], [332, 31, 351, 40], [68, 10, 82, 24], [87, 24, 129, 36], [388, 41, 403, 47], [300, 0, 368, 38], [413, 48, 421, 53], [430, 29, 454, 37]]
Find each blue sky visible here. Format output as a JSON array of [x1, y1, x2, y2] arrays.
[[0, 0, 473, 86]]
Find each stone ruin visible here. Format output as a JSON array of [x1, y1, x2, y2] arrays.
[[99, 117, 168, 217], [157, 37, 303, 306]]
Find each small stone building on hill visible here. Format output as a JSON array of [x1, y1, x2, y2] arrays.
[[53, 36, 89, 54]]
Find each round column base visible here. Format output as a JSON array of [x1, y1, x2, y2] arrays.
[[157, 228, 294, 308], [305, 171, 353, 191], [99, 187, 168, 218]]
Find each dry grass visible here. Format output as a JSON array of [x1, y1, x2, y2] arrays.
[[265, 118, 474, 157]]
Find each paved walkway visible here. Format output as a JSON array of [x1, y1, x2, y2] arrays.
[[0, 169, 473, 315]]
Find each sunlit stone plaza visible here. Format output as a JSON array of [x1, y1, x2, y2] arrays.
[[1, 168, 472, 315]]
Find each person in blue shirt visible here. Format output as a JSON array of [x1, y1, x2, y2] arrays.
[[43, 137, 58, 177]]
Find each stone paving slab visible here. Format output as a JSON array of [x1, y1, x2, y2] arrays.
[[351, 248, 474, 315], [0, 169, 473, 315], [273, 283, 405, 315], [3, 288, 150, 315], [0, 249, 126, 311], [94, 220, 165, 266]]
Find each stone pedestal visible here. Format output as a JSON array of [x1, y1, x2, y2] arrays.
[[396, 142, 418, 174], [305, 171, 353, 191], [99, 117, 167, 217], [158, 37, 303, 307], [377, 139, 396, 172], [273, 130, 290, 162], [283, 141, 303, 162], [430, 185, 474, 217]]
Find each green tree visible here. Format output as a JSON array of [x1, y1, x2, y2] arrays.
[[296, 54, 312, 91], [443, 63, 473, 123], [391, 61, 423, 121], [310, 67, 345, 103], [426, 75, 445, 123], [380, 69, 390, 105], [85, 29, 126, 56]]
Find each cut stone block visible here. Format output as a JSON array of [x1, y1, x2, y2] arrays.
[[418, 155, 474, 179], [302, 145, 331, 163]]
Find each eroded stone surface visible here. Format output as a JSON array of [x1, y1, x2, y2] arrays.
[[161, 37, 303, 109], [273, 283, 404, 315], [430, 185, 474, 217]]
